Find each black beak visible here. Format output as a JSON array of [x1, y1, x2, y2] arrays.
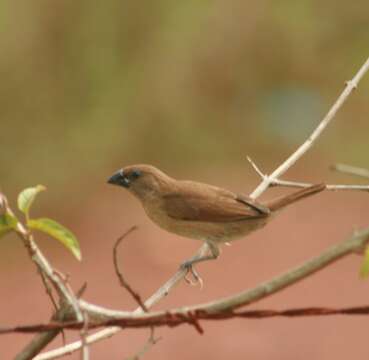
[[107, 170, 130, 188]]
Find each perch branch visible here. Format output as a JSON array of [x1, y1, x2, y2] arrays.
[[5, 226, 368, 336]]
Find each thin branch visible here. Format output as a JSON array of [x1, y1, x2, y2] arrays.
[[8, 302, 369, 333], [14, 330, 61, 360], [38, 271, 59, 315], [80, 312, 89, 360], [2, 195, 85, 360], [113, 226, 148, 312], [246, 156, 266, 180], [38, 270, 67, 346], [246, 157, 369, 192], [125, 328, 161, 360], [271, 178, 369, 192], [76, 282, 88, 299], [14, 308, 68, 360], [332, 163, 369, 179], [249, 57, 369, 199], [9, 212, 83, 322]]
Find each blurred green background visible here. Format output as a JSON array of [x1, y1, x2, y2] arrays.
[[1, 1, 369, 359], [1, 0, 369, 201]]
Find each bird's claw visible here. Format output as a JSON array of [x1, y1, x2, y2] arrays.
[[180, 262, 203, 289]]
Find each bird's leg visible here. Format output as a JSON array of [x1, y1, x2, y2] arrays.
[[180, 241, 220, 286], [180, 241, 220, 268]]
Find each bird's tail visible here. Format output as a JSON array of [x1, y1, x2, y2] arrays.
[[265, 184, 325, 211]]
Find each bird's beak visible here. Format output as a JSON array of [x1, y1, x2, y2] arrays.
[[107, 170, 130, 188]]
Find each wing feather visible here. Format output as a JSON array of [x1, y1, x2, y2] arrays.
[[163, 184, 268, 222]]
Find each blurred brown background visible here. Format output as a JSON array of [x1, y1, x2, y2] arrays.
[[1, 1, 369, 359]]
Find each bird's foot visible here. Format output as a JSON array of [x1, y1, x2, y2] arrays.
[[180, 262, 203, 289]]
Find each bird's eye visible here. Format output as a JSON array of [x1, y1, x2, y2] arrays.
[[131, 170, 141, 179]]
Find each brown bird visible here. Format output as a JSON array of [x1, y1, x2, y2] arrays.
[[108, 165, 325, 272]]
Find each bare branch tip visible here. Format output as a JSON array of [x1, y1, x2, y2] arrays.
[[246, 156, 265, 179]]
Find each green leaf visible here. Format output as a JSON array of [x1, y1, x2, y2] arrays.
[[360, 247, 369, 278], [28, 218, 81, 261], [0, 213, 18, 238], [17, 185, 46, 217]]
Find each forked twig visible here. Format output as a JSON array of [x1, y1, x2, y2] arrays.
[[250, 57, 369, 199], [247, 157, 369, 192], [113, 226, 148, 312]]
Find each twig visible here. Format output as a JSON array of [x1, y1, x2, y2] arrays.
[[271, 179, 369, 192], [38, 270, 67, 346], [76, 282, 88, 299], [113, 226, 148, 312], [3, 189, 85, 360], [332, 164, 369, 179], [125, 327, 161, 360], [14, 329, 61, 360], [80, 312, 89, 360], [8, 209, 83, 321], [14, 308, 68, 360], [38, 270, 59, 315], [249, 57, 369, 199], [246, 156, 266, 180], [33, 56, 369, 360], [247, 158, 369, 192], [56, 274, 89, 360]]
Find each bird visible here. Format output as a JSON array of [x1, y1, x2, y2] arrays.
[[108, 164, 325, 274]]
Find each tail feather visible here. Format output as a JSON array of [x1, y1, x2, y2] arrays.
[[266, 184, 325, 211]]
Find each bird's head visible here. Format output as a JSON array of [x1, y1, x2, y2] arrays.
[[107, 164, 172, 200]]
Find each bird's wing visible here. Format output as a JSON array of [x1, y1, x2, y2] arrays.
[[163, 186, 268, 222]]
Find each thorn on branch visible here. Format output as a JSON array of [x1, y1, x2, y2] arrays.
[[187, 311, 204, 334], [345, 80, 358, 90], [246, 156, 267, 180], [77, 282, 88, 299], [113, 226, 148, 312]]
